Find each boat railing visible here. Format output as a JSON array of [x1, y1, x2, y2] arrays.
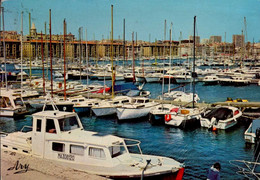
[[42, 93, 59, 111], [20, 125, 33, 132], [123, 138, 143, 155]]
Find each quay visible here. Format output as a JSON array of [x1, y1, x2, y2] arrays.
[[72, 91, 260, 110]]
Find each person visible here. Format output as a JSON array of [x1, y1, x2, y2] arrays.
[[207, 162, 221, 180]]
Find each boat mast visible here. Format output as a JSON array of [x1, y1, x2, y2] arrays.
[[132, 32, 135, 83], [1, 7, 7, 89], [168, 22, 172, 93], [49, 9, 53, 98], [79, 27, 82, 83], [161, 20, 166, 100], [21, 11, 23, 89], [192, 16, 196, 108], [41, 31, 45, 95], [29, 12, 32, 82], [123, 18, 125, 68], [45, 22, 48, 78], [86, 28, 89, 99], [111, 5, 115, 98], [63, 19, 67, 99]]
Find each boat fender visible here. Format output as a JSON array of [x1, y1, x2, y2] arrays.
[[234, 110, 240, 116], [181, 109, 189, 115], [164, 114, 171, 122]]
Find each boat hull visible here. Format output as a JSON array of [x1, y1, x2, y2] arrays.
[[92, 107, 116, 116], [117, 107, 151, 120]]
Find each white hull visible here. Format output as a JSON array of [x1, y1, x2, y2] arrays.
[[0, 108, 14, 117], [200, 118, 237, 129], [145, 77, 161, 83], [117, 106, 152, 120], [200, 106, 242, 130], [92, 107, 116, 116]]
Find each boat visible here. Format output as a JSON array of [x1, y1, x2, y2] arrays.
[[116, 97, 159, 121], [244, 118, 260, 143], [165, 107, 203, 129], [124, 72, 135, 82], [230, 76, 250, 86], [145, 73, 163, 83], [91, 96, 131, 117], [0, 88, 28, 117], [72, 98, 99, 114], [149, 104, 179, 125], [0, 97, 185, 179], [159, 90, 200, 103], [200, 106, 242, 130], [202, 75, 219, 85]]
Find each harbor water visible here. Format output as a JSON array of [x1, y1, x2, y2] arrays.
[[1, 61, 260, 179]]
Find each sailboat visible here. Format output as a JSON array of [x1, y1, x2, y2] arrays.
[[164, 16, 204, 129]]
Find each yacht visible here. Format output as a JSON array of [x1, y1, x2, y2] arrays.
[[0, 98, 185, 179], [200, 106, 242, 130]]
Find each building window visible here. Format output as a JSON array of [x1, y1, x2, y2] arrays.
[[36, 119, 41, 132], [88, 147, 106, 159], [52, 142, 64, 152], [46, 119, 56, 133], [70, 145, 84, 156]]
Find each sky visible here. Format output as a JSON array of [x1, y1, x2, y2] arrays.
[[1, 0, 260, 42]]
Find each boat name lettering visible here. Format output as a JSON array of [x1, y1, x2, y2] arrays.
[[58, 153, 75, 161]]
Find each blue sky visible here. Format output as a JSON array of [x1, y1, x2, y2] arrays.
[[2, 0, 260, 42]]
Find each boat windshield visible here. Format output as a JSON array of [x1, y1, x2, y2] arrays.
[[58, 116, 80, 132], [14, 98, 24, 106], [109, 142, 127, 158]]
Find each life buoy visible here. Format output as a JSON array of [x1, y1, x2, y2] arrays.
[[164, 114, 171, 122]]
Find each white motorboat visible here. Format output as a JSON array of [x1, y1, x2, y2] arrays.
[[91, 96, 132, 117], [200, 106, 242, 130], [73, 98, 99, 114], [149, 104, 179, 125], [160, 91, 200, 103], [203, 75, 219, 85], [116, 97, 159, 120], [145, 73, 163, 83], [244, 118, 260, 144], [0, 88, 28, 117], [0, 98, 185, 179], [124, 73, 135, 82], [230, 76, 250, 86], [165, 107, 203, 129]]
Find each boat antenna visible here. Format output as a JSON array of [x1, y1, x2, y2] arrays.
[[192, 16, 196, 108]]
